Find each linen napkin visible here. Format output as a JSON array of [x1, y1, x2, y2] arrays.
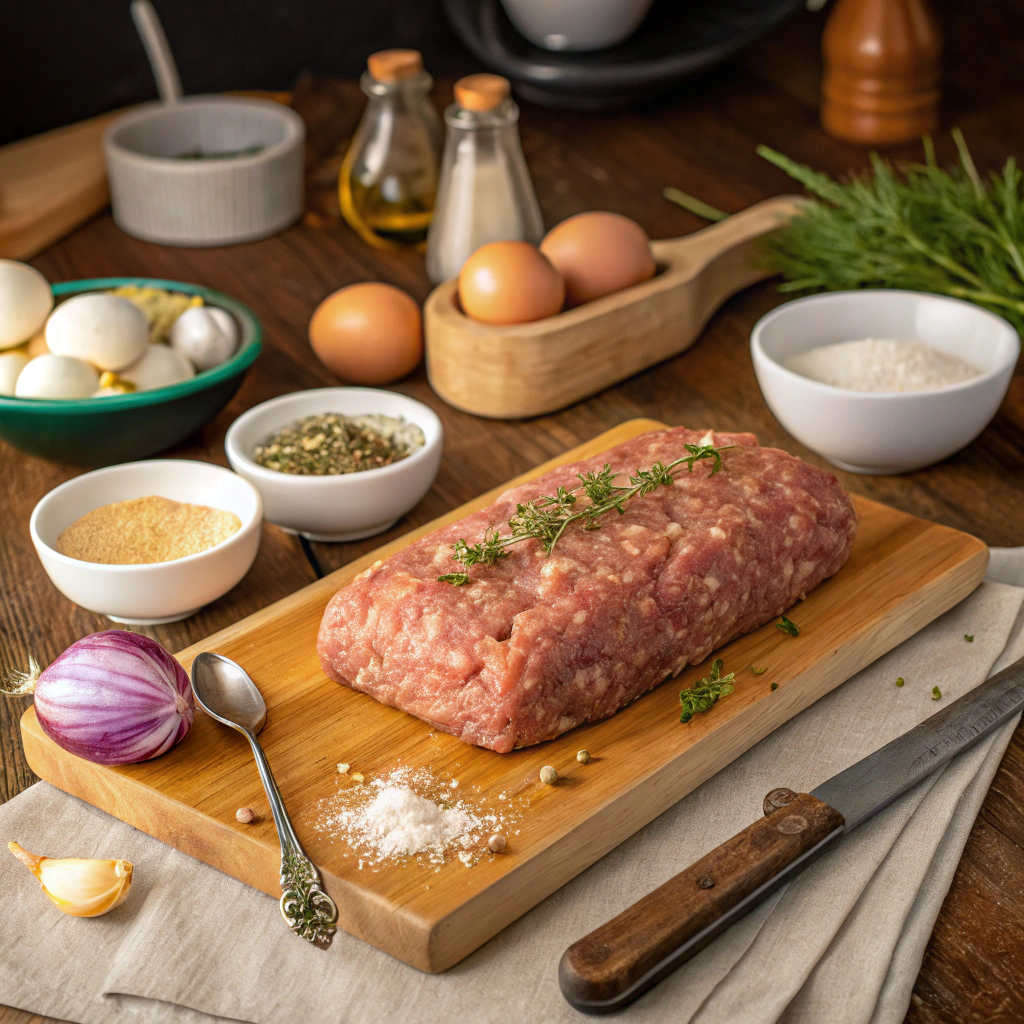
[[1, 550, 1022, 1024]]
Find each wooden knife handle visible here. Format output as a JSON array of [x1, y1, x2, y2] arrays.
[[558, 790, 845, 1015]]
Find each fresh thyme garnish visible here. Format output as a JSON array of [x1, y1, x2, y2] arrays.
[[964, 634, 975, 642], [895, 677, 905, 687], [439, 443, 734, 585], [679, 659, 735, 723], [750, 665, 768, 675], [770, 682, 779, 691], [776, 615, 800, 637]]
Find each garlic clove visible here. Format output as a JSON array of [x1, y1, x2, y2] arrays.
[[170, 306, 238, 371], [8, 841, 133, 918]]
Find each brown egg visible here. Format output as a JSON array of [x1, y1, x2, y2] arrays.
[[458, 242, 565, 325], [309, 283, 422, 385], [540, 212, 656, 307]]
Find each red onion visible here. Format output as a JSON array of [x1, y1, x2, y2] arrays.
[[33, 630, 194, 765]]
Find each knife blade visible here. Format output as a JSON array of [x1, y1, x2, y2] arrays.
[[559, 654, 1024, 1015]]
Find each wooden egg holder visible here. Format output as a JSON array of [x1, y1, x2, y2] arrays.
[[424, 195, 806, 420]]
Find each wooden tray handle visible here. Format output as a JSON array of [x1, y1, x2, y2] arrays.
[[558, 790, 845, 1015], [651, 193, 809, 270]]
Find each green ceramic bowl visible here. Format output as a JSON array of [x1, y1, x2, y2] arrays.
[[0, 277, 262, 467]]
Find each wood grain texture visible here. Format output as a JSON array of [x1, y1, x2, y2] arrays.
[[2, 1, 1023, 1019], [0, 112, 114, 261], [19, 418, 988, 972], [559, 791, 846, 1012], [424, 195, 805, 419]]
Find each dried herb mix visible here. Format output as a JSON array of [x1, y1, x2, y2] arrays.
[[253, 413, 425, 476]]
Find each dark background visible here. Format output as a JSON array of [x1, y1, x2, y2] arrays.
[[0, 0, 479, 146], [4, 0, 1023, 148]]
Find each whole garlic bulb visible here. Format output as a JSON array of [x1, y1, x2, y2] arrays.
[[0, 350, 29, 396], [46, 293, 149, 371], [8, 841, 133, 918], [15, 354, 99, 399], [0, 260, 53, 351], [170, 306, 238, 371], [120, 344, 195, 391]]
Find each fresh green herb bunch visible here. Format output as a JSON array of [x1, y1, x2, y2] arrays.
[[439, 442, 733, 586], [680, 659, 735, 723], [758, 132, 1024, 334]]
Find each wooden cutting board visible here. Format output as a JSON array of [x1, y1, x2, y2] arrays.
[[0, 112, 116, 261], [21, 419, 988, 972]]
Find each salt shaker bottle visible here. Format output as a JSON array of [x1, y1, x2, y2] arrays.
[[425, 74, 544, 285], [339, 49, 443, 248]]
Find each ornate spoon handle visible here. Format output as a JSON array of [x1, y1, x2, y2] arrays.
[[243, 729, 339, 947]]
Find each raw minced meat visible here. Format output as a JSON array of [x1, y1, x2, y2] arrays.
[[317, 427, 857, 752]]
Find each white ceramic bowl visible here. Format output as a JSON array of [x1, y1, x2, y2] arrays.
[[225, 388, 443, 541], [31, 460, 262, 624], [500, 0, 655, 51], [104, 96, 305, 247], [751, 290, 1020, 474]]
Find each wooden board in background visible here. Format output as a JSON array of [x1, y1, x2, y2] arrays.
[[0, 112, 116, 261], [21, 419, 988, 972]]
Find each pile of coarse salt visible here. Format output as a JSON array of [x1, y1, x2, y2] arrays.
[[313, 766, 521, 871], [784, 338, 980, 393]]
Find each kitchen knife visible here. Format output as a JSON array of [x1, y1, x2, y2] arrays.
[[559, 654, 1024, 1014]]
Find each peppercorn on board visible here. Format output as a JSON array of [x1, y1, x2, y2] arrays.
[[21, 418, 988, 972]]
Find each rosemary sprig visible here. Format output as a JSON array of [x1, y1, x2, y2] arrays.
[[664, 132, 1024, 334], [439, 443, 733, 585], [760, 133, 1024, 333], [680, 659, 735, 723]]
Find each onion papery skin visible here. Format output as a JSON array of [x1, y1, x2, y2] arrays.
[[34, 630, 194, 765]]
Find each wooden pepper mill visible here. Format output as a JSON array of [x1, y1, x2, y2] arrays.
[[821, 0, 942, 146]]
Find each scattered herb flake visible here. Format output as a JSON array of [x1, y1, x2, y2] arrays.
[[964, 634, 975, 642], [751, 665, 768, 675], [770, 682, 779, 691], [895, 677, 905, 687], [777, 615, 800, 637], [680, 659, 735, 724], [932, 686, 942, 700]]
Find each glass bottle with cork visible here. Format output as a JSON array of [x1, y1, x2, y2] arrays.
[[425, 74, 544, 285], [339, 49, 443, 249]]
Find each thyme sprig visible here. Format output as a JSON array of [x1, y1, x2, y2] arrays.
[[680, 659, 735, 723], [439, 443, 733, 585]]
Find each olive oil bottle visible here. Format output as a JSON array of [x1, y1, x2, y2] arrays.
[[339, 50, 443, 249]]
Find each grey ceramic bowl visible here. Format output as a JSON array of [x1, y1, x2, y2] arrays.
[[103, 96, 305, 247]]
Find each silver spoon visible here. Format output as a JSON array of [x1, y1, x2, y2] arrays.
[[191, 651, 338, 947]]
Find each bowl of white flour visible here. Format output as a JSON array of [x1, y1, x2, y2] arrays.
[[751, 290, 1019, 474]]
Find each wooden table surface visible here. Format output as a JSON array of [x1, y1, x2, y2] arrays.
[[2, 4, 1023, 1022]]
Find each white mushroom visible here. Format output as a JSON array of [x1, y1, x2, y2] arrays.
[[120, 344, 195, 391], [15, 354, 99, 399], [46, 293, 149, 371], [170, 306, 238, 371], [0, 350, 29, 395], [0, 260, 53, 350]]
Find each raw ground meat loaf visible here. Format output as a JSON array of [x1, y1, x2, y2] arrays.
[[317, 427, 857, 752]]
